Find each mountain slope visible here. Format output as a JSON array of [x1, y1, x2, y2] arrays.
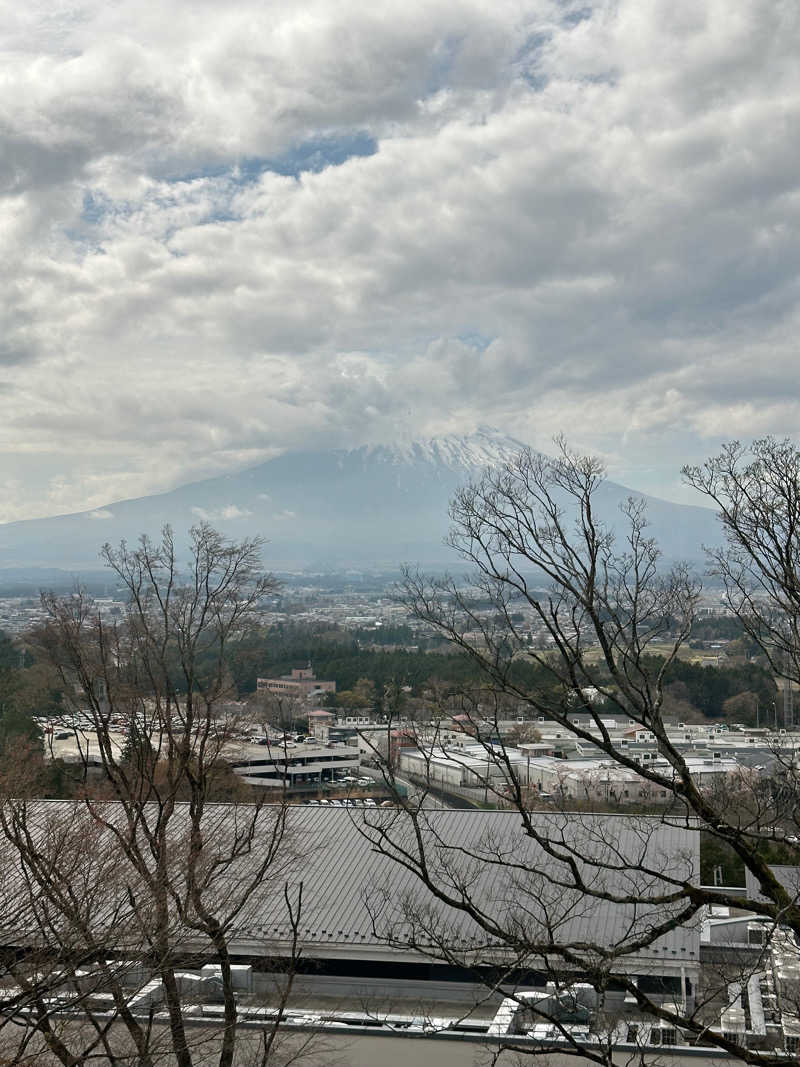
[[0, 429, 721, 570]]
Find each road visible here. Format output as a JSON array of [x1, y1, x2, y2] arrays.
[[358, 767, 455, 809]]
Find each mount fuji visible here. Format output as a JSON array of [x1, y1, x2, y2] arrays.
[[0, 428, 721, 572]]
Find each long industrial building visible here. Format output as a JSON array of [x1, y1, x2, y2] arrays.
[[3, 803, 800, 1062], [0, 803, 700, 997]]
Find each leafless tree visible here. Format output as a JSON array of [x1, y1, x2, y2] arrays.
[[683, 437, 800, 691], [359, 440, 800, 1064], [0, 525, 319, 1067], [249, 692, 308, 738]]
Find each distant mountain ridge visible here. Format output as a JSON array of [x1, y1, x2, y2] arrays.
[[0, 428, 722, 571]]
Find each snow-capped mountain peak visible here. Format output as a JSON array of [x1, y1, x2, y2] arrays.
[[365, 426, 527, 471]]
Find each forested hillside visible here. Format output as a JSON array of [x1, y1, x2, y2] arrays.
[[224, 623, 777, 722]]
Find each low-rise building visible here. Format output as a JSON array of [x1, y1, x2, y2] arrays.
[[256, 666, 336, 702], [399, 743, 535, 790], [228, 740, 359, 790], [526, 751, 750, 803], [398, 742, 754, 805]]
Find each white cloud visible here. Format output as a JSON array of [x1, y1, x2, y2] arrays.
[[1, 0, 800, 518], [190, 504, 253, 521], [88, 508, 114, 520]]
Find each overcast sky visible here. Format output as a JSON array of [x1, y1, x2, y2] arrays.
[[1, 0, 799, 522]]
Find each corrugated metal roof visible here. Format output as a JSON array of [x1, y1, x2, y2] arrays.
[[0, 802, 699, 970], [277, 808, 701, 966]]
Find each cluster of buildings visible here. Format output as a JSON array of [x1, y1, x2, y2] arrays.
[[243, 576, 417, 637], [0, 576, 414, 642], [222, 707, 798, 806], [0, 593, 125, 635], [0, 597, 49, 635], [39, 671, 800, 805], [18, 657, 800, 1064], [389, 709, 789, 806]]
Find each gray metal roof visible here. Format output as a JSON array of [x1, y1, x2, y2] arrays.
[[268, 808, 700, 968], [0, 803, 699, 972]]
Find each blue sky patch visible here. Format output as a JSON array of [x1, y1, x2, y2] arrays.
[[458, 332, 494, 352], [254, 131, 378, 179]]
